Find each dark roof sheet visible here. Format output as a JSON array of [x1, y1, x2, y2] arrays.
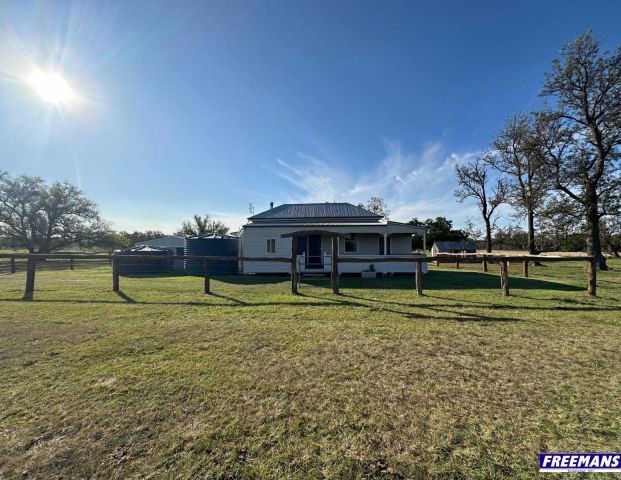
[[185, 233, 238, 240], [249, 203, 382, 220], [433, 241, 477, 252]]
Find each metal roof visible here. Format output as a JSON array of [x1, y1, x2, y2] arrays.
[[432, 241, 476, 252], [249, 203, 382, 221], [185, 233, 239, 240], [117, 245, 171, 253]]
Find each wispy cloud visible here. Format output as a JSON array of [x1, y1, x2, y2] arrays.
[[274, 139, 482, 225], [107, 139, 486, 232]]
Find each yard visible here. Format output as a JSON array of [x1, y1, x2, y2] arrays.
[[1, 261, 620, 479]]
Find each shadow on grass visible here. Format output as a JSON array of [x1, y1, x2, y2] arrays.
[[208, 292, 249, 306], [206, 275, 290, 285], [282, 270, 583, 292], [3, 291, 521, 322], [6, 292, 617, 315], [336, 292, 619, 313], [296, 292, 521, 322], [115, 290, 136, 304], [423, 270, 582, 291], [95, 271, 585, 293]]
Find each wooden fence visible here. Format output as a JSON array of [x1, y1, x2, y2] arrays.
[[0, 253, 597, 299]]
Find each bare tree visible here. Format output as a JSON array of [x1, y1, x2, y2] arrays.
[[0, 171, 103, 253], [177, 214, 229, 236], [359, 196, 390, 218], [455, 156, 509, 253], [488, 113, 548, 255], [535, 31, 621, 269], [463, 217, 483, 243]]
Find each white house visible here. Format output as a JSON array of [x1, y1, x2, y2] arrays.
[[239, 203, 428, 275]]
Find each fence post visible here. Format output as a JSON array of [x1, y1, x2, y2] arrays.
[[70, 257, 74, 271], [10, 256, 16, 274], [587, 259, 596, 296], [482, 259, 488, 272], [204, 258, 210, 294], [25, 257, 36, 295], [112, 256, 119, 292], [331, 237, 339, 294], [291, 237, 298, 294], [455, 259, 460, 269], [415, 260, 423, 295], [499, 259, 510, 297], [522, 260, 529, 278]]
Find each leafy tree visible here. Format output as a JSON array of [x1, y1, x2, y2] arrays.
[[358, 197, 390, 218], [493, 226, 529, 251], [535, 31, 621, 269], [177, 214, 229, 236], [538, 197, 588, 252], [90, 229, 130, 251], [454, 156, 509, 253], [0, 171, 103, 253], [409, 216, 467, 250], [120, 230, 166, 245], [488, 113, 548, 254], [601, 216, 621, 257]]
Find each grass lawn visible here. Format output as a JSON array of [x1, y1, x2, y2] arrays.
[[1, 260, 620, 479]]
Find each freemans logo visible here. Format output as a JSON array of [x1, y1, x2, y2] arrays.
[[540, 453, 621, 472]]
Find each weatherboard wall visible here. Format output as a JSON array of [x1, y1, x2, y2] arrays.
[[240, 225, 416, 274]]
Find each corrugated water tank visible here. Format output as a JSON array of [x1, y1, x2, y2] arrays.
[[116, 245, 173, 276], [184, 234, 239, 276]]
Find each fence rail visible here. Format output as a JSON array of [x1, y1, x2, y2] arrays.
[[1, 252, 597, 299]]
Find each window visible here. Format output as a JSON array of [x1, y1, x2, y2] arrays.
[[344, 234, 357, 253], [266, 238, 276, 254]]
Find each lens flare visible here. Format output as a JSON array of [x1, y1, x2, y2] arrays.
[[27, 70, 74, 105]]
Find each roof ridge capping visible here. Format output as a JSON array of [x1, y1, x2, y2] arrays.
[[248, 202, 383, 220]]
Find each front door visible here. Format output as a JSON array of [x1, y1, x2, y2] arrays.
[[306, 235, 323, 269], [378, 236, 391, 255]]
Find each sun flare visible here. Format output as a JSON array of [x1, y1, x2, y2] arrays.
[[27, 70, 74, 105]]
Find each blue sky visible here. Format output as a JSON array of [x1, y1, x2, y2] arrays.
[[1, 0, 619, 232]]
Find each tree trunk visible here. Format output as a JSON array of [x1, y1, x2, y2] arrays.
[[585, 189, 607, 270], [484, 219, 493, 253], [527, 209, 537, 255]]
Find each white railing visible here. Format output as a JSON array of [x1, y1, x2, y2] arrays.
[[296, 254, 428, 273]]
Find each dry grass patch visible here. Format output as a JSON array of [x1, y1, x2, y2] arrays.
[[0, 261, 620, 478]]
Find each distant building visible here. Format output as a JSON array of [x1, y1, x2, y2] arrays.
[[135, 236, 185, 271], [431, 241, 476, 255]]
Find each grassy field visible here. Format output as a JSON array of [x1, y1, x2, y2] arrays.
[[1, 260, 620, 479]]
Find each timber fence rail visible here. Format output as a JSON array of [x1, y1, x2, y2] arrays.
[[0, 255, 110, 274], [0, 252, 597, 299]]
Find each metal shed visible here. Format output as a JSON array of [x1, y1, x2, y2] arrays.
[[431, 241, 477, 255]]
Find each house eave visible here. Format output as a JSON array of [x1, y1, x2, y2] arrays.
[[241, 221, 426, 235]]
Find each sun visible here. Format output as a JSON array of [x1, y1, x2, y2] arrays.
[[27, 70, 74, 105]]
